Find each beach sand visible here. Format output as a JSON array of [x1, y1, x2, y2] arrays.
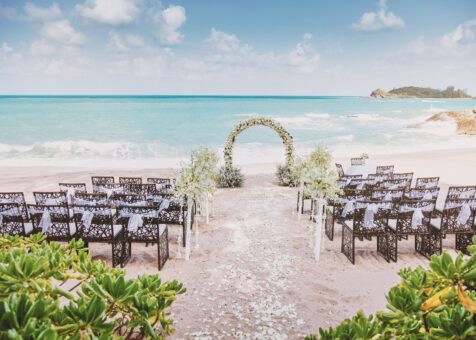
[[0, 147, 475, 339]]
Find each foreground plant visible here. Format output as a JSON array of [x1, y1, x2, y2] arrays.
[[0, 233, 186, 339], [307, 236, 476, 339]]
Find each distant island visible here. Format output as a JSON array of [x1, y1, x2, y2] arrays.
[[370, 86, 472, 99]]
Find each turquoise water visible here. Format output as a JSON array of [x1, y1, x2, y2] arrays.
[[0, 95, 475, 167]]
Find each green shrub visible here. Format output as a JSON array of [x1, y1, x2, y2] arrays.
[[307, 237, 476, 339], [217, 166, 244, 188], [0, 234, 186, 339], [276, 163, 298, 186]]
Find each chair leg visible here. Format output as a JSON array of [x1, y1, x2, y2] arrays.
[[456, 233, 473, 254], [377, 234, 390, 262], [387, 230, 397, 262], [341, 226, 355, 264], [325, 208, 334, 241], [157, 227, 169, 271]]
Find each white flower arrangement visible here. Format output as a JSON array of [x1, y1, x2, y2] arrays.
[[173, 147, 219, 259]]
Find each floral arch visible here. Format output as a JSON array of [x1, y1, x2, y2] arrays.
[[224, 117, 295, 168]]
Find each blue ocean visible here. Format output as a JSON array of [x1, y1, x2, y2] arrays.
[[0, 96, 475, 167]]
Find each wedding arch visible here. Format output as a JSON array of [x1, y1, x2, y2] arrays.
[[224, 117, 295, 168]]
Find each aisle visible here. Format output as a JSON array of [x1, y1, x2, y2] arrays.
[[178, 184, 306, 339]]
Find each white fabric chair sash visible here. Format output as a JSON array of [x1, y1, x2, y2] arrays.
[[38, 210, 51, 233], [97, 186, 123, 198], [457, 204, 472, 225], [119, 210, 158, 232], [158, 199, 170, 213], [341, 200, 354, 217], [400, 204, 434, 229], [81, 211, 94, 229]]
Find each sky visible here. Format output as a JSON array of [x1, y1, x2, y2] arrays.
[[0, 0, 475, 95]]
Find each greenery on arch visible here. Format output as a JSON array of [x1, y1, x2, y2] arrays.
[[223, 117, 295, 169]]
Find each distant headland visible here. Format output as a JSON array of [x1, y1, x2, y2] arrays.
[[370, 86, 472, 99]]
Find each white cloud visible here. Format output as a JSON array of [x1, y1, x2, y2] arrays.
[[76, 0, 139, 25], [29, 40, 56, 55], [0, 42, 13, 55], [132, 55, 165, 77], [24, 2, 62, 21], [107, 31, 129, 53], [352, 0, 405, 32], [107, 31, 145, 54], [206, 28, 251, 53], [288, 33, 320, 72], [203, 30, 320, 74], [441, 19, 476, 48], [153, 5, 186, 45], [40, 20, 87, 45]]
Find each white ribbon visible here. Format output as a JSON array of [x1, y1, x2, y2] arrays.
[[341, 200, 354, 217], [158, 199, 170, 213], [81, 211, 94, 228], [363, 204, 379, 229], [127, 214, 144, 232], [457, 204, 472, 225], [411, 208, 424, 229], [39, 210, 52, 233]]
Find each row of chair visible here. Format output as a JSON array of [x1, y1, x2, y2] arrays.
[[0, 176, 184, 270]]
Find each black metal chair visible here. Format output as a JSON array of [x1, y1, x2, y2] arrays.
[[28, 204, 75, 242], [74, 192, 109, 206], [91, 176, 115, 192], [376, 165, 394, 176], [117, 206, 169, 270], [73, 204, 130, 267], [0, 203, 32, 236], [325, 192, 368, 241], [384, 200, 440, 262], [430, 198, 476, 254], [341, 200, 393, 264], [59, 183, 87, 204], [147, 178, 173, 194], [404, 187, 440, 202], [415, 177, 439, 189], [119, 177, 142, 185]]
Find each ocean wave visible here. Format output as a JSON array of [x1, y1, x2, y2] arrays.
[[421, 100, 446, 103], [345, 113, 386, 121], [0, 140, 182, 160], [422, 106, 446, 114], [305, 112, 330, 119]]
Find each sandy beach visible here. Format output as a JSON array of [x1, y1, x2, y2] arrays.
[[0, 148, 475, 338]]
